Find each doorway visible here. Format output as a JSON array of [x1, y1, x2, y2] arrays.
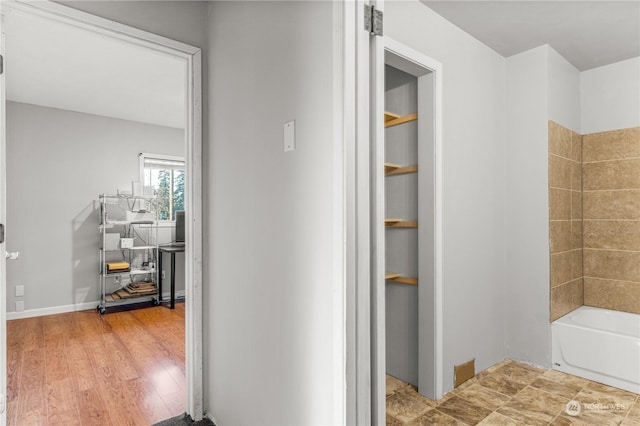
[[0, 1, 203, 423], [370, 37, 444, 421]]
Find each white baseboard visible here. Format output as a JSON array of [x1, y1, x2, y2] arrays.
[[205, 412, 218, 425], [6, 291, 186, 320], [6, 300, 100, 320]]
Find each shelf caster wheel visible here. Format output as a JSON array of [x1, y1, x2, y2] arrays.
[[98, 307, 106, 315], [153, 298, 160, 306]]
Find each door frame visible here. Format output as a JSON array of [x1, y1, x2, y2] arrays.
[[0, 0, 204, 420]]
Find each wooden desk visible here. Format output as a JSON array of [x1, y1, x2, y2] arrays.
[[158, 245, 185, 309]]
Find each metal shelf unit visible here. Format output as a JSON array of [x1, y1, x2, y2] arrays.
[[98, 194, 159, 314]]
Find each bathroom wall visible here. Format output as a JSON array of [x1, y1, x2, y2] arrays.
[[582, 127, 640, 314], [548, 121, 584, 321]]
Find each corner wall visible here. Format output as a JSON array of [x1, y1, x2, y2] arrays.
[[386, 0, 508, 392]]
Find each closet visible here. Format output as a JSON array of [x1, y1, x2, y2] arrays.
[[385, 65, 420, 386]]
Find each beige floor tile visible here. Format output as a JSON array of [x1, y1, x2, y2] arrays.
[[582, 382, 638, 406], [436, 395, 493, 425], [386, 389, 434, 423], [478, 374, 528, 397], [386, 414, 404, 426], [455, 383, 511, 411], [386, 374, 408, 397], [541, 369, 590, 389], [477, 411, 520, 426], [406, 409, 468, 426], [496, 386, 569, 425], [530, 377, 584, 400]]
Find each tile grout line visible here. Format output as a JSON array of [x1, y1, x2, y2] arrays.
[[583, 156, 640, 164], [620, 394, 639, 425], [583, 247, 640, 254]]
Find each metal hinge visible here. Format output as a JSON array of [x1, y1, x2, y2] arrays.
[[0, 55, 3, 75], [364, 5, 383, 36]]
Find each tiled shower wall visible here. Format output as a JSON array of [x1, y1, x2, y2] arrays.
[[549, 121, 584, 321], [582, 127, 640, 314]]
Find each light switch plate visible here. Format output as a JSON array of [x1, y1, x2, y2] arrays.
[[15, 285, 24, 297], [284, 120, 295, 152]]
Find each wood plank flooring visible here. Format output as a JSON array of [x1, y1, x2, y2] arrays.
[[7, 304, 186, 426]]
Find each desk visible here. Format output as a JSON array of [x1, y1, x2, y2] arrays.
[[158, 245, 185, 309]]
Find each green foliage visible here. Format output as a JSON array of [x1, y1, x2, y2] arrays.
[[157, 169, 171, 220], [173, 170, 185, 216]]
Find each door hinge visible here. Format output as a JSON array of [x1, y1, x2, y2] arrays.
[[364, 5, 383, 36], [0, 55, 3, 75], [0, 224, 4, 244]]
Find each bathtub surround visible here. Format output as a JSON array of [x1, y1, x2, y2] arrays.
[[583, 127, 640, 314], [548, 121, 584, 321]]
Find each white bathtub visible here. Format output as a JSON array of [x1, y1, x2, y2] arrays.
[[552, 306, 640, 394]]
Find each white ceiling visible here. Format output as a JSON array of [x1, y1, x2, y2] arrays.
[[421, 1, 640, 71], [6, 10, 186, 129]]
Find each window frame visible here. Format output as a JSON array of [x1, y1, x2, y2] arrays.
[[138, 152, 186, 224]]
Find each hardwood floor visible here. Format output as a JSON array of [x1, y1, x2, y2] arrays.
[[7, 304, 186, 426]]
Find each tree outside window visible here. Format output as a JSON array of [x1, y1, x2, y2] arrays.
[[140, 154, 185, 221]]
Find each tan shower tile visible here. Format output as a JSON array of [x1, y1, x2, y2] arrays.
[[584, 249, 640, 282], [583, 159, 640, 191], [584, 220, 640, 251], [386, 388, 434, 423], [571, 220, 583, 250], [455, 383, 511, 411], [550, 221, 572, 253], [570, 131, 583, 163], [478, 374, 528, 397], [583, 190, 640, 220], [550, 154, 572, 190], [407, 409, 467, 426], [586, 284, 640, 313], [551, 251, 573, 287], [583, 127, 640, 162], [571, 191, 582, 220], [549, 120, 573, 158], [571, 249, 583, 281], [571, 161, 583, 191], [530, 377, 583, 399], [437, 395, 493, 425], [550, 188, 572, 220], [550, 279, 583, 321]]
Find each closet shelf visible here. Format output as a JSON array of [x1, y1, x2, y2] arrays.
[[384, 163, 418, 176], [385, 273, 418, 286], [385, 218, 418, 228], [384, 111, 401, 122], [385, 113, 418, 128]]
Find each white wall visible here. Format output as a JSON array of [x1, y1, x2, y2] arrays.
[[581, 57, 640, 134], [505, 46, 551, 367], [207, 2, 340, 424], [6, 102, 184, 315], [549, 47, 581, 133], [386, 0, 508, 393]]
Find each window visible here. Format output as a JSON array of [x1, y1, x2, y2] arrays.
[[139, 153, 185, 221]]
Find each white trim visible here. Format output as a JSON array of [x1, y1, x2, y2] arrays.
[[382, 37, 444, 400], [139, 152, 186, 184], [6, 301, 101, 320], [1, 0, 204, 421], [0, 10, 7, 424]]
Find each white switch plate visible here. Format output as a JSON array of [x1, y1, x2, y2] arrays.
[[15, 285, 24, 297], [15, 301, 24, 312], [284, 120, 295, 152]]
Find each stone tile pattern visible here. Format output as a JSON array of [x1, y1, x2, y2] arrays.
[[386, 359, 640, 425], [549, 121, 584, 321], [582, 127, 640, 314]]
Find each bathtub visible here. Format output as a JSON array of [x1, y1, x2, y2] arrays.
[[552, 306, 640, 394]]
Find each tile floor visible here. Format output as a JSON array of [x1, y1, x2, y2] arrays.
[[387, 359, 640, 425]]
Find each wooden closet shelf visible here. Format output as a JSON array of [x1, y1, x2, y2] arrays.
[[385, 164, 418, 176], [385, 273, 418, 286], [385, 113, 418, 128], [385, 219, 418, 228], [384, 111, 401, 122]]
